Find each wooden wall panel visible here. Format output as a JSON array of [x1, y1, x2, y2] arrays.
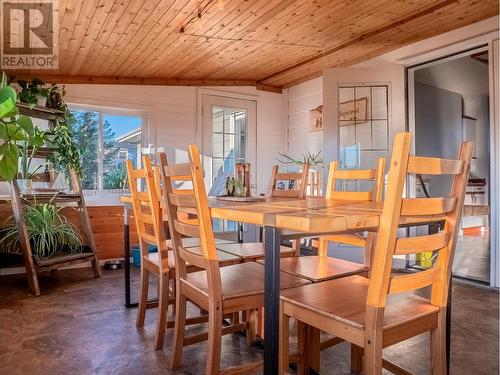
[[0, 202, 138, 262]]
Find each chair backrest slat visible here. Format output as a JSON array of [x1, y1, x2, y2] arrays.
[[407, 156, 463, 175], [366, 134, 473, 312], [329, 191, 373, 201], [394, 232, 449, 255], [270, 164, 310, 198], [168, 192, 197, 208], [174, 219, 201, 238], [401, 197, 456, 216], [164, 162, 192, 177], [388, 266, 441, 294], [325, 158, 386, 202]]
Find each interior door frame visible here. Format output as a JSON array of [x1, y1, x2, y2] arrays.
[[322, 66, 406, 262], [197, 89, 258, 191], [407, 44, 498, 287]]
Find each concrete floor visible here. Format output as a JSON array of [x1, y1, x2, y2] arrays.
[[453, 232, 490, 283], [0, 267, 498, 375]]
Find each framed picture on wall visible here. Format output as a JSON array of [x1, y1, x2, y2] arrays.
[[309, 105, 323, 132], [338, 97, 368, 125]]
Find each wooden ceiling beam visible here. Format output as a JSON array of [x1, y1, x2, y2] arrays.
[[8, 75, 283, 93]]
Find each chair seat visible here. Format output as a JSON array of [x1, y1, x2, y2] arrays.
[[280, 275, 439, 331], [185, 262, 310, 302], [144, 247, 240, 272], [216, 242, 294, 261], [260, 255, 368, 282]]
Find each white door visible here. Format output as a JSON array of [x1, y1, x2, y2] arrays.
[[201, 94, 257, 236], [322, 65, 406, 262], [201, 95, 257, 192]]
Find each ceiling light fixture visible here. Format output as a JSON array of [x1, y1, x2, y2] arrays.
[[178, 0, 220, 40]]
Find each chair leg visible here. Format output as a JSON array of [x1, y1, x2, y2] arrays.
[[206, 299, 223, 375], [246, 309, 258, 346], [279, 301, 289, 375], [364, 306, 383, 375], [171, 290, 187, 369], [258, 307, 265, 339], [296, 321, 308, 375], [431, 308, 447, 375], [154, 272, 169, 350], [351, 344, 363, 374], [136, 266, 149, 327], [291, 239, 300, 257]]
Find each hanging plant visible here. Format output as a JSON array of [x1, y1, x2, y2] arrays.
[[0, 72, 37, 181]]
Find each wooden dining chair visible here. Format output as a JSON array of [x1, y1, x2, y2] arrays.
[[213, 164, 307, 262], [159, 146, 310, 374], [126, 157, 240, 351], [279, 133, 473, 375], [276, 157, 386, 284], [270, 163, 310, 199], [126, 156, 174, 351]]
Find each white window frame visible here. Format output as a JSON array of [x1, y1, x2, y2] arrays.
[[68, 103, 148, 192]]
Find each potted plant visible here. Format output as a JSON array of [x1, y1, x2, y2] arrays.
[[225, 176, 245, 197], [276, 151, 324, 168], [0, 73, 37, 182], [17, 78, 47, 108], [17, 127, 47, 193], [0, 197, 82, 259]]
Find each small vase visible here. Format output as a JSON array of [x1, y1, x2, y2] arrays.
[[17, 179, 33, 194]]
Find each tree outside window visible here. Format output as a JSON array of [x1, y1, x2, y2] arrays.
[[69, 109, 143, 191]]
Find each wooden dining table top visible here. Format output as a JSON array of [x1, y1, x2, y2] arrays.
[[121, 195, 383, 234], [120, 194, 445, 235]]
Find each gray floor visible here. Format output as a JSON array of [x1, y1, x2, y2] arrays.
[[0, 267, 498, 375], [453, 232, 490, 283]]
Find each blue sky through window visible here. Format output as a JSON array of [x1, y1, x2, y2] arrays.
[[103, 115, 142, 138]]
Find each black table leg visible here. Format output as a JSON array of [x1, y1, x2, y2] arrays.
[[123, 205, 138, 308], [264, 226, 281, 375], [446, 282, 452, 375]]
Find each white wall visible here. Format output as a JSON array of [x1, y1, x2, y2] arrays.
[[286, 77, 323, 161], [64, 85, 285, 195]]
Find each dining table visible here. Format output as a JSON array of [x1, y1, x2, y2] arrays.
[[120, 195, 450, 375]]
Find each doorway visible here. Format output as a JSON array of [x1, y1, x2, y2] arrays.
[[408, 47, 492, 284], [201, 93, 257, 237]]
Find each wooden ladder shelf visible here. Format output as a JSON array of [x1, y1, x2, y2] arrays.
[[6, 105, 100, 296]]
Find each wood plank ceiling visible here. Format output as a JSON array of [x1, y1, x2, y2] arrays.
[[9, 0, 499, 91]]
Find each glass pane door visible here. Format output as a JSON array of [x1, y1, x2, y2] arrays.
[[202, 94, 256, 234]]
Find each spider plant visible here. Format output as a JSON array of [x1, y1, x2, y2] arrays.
[[276, 151, 324, 168], [0, 198, 82, 259]]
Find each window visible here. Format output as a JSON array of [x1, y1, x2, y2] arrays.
[[69, 108, 144, 191], [211, 106, 247, 183], [338, 85, 389, 192]]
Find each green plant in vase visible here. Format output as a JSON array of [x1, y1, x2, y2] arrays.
[[225, 176, 245, 197], [0, 197, 82, 259], [276, 151, 324, 168]]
